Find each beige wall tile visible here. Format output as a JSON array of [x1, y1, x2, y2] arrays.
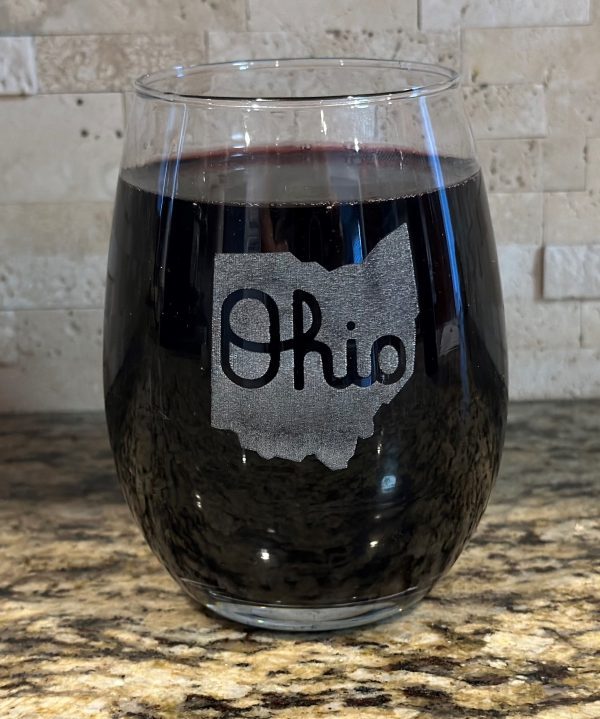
[[311, 30, 460, 67], [543, 245, 600, 300], [477, 139, 542, 192], [586, 138, 600, 190], [36, 34, 206, 93], [487, 193, 543, 246], [508, 348, 600, 400], [541, 136, 586, 192], [582, 302, 600, 348], [0, 255, 106, 311], [0, 36, 37, 95], [0, 203, 112, 310], [208, 30, 460, 68], [248, 0, 419, 32], [1, 0, 245, 34], [207, 32, 307, 63], [0, 312, 18, 365], [543, 192, 600, 245], [504, 300, 581, 351], [497, 245, 542, 300], [0, 202, 112, 251], [546, 81, 600, 137], [463, 27, 599, 86], [420, 0, 590, 31], [0, 94, 123, 203], [0, 309, 103, 412], [464, 84, 546, 140]]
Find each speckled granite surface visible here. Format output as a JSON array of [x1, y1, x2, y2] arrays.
[[1, 402, 599, 718]]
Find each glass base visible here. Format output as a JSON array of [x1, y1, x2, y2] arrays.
[[191, 586, 431, 632]]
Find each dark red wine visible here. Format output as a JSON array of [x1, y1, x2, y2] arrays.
[[104, 147, 507, 608]]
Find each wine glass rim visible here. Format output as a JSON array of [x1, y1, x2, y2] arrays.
[[133, 58, 460, 107]]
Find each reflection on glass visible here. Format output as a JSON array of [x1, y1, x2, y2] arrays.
[[381, 474, 397, 493]]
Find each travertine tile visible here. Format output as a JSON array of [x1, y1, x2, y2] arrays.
[[497, 245, 542, 300], [0, 203, 111, 310], [543, 245, 600, 300], [0, 202, 111, 250], [582, 302, 600, 348], [0, 254, 106, 312], [463, 27, 600, 86], [207, 30, 460, 68], [464, 84, 546, 140], [504, 300, 580, 351], [248, 0, 419, 32], [541, 136, 586, 192], [477, 139, 542, 192], [487, 193, 543, 246], [0, 309, 103, 412], [543, 192, 600, 245], [420, 0, 590, 31], [207, 32, 307, 63], [36, 34, 206, 93], [0, 94, 122, 203], [586, 138, 600, 190], [0, 36, 37, 95], [0, 312, 18, 365], [508, 348, 600, 400], [546, 80, 600, 137], [308, 29, 460, 67], [0, 0, 245, 34]]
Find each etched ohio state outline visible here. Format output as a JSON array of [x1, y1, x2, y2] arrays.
[[211, 224, 418, 470]]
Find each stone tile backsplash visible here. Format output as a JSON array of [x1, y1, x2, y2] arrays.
[[246, 0, 419, 32], [1, 0, 246, 34], [0, 36, 37, 94], [0, 94, 123, 203], [36, 34, 208, 93], [420, 0, 591, 31], [0, 309, 103, 412], [544, 246, 600, 300], [0, 201, 110, 310], [0, 0, 598, 409], [206, 30, 462, 67]]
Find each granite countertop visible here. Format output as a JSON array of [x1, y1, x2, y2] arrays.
[[1, 402, 599, 719]]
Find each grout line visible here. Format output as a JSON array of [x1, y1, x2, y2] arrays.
[[537, 245, 545, 300], [458, 21, 594, 31], [245, 0, 251, 31]]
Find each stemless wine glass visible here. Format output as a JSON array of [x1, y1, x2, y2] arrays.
[[104, 59, 507, 631]]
